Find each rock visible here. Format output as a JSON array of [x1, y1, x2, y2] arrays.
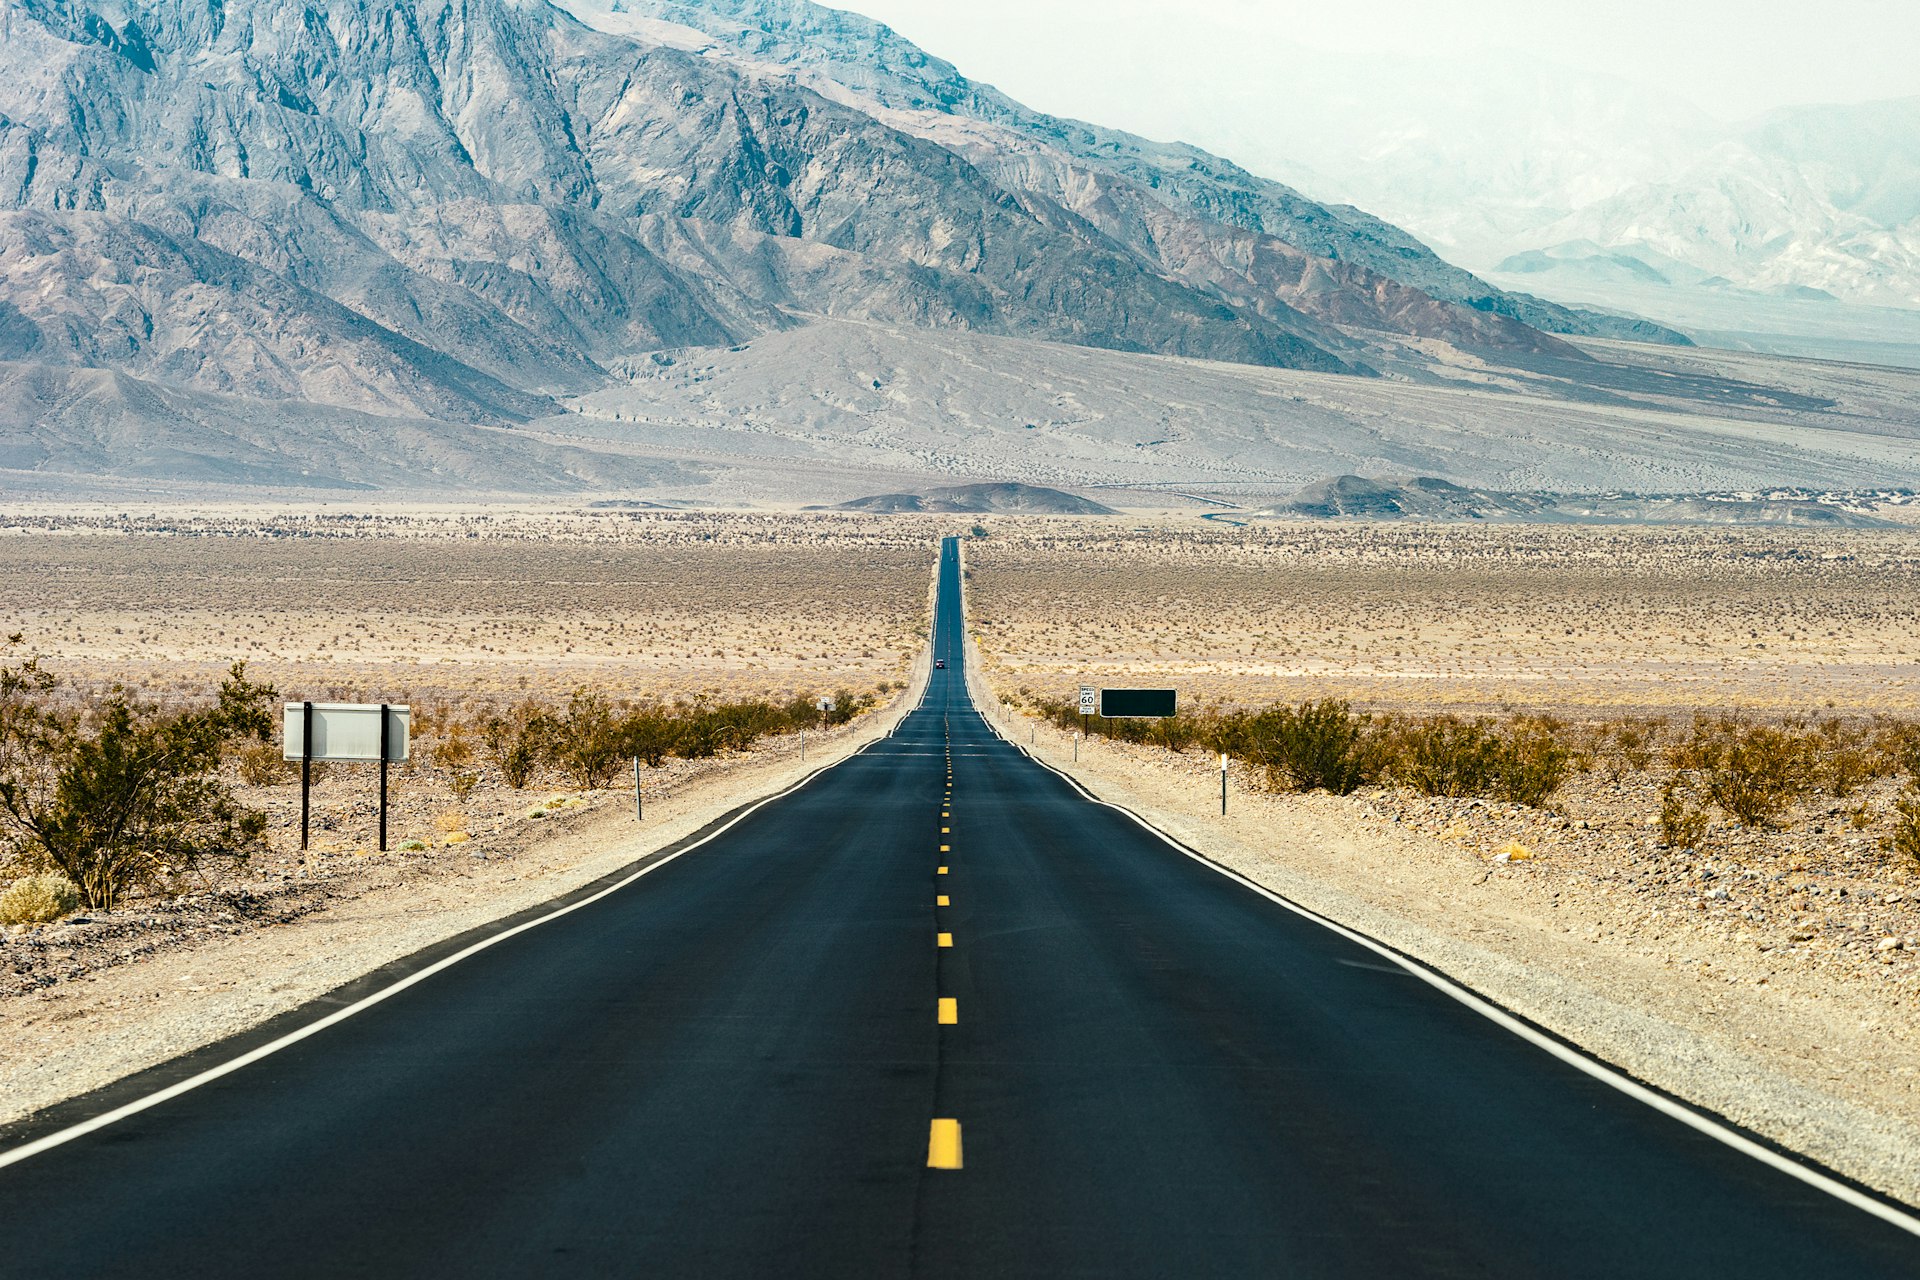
[[1877, 936, 1903, 952]]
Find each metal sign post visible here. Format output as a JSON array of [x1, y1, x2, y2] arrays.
[[378, 703, 391, 852], [300, 700, 313, 851], [284, 703, 410, 854]]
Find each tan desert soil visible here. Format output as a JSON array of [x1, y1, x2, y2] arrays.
[[964, 639, 1920, 1209], [964, 519, 1920, 715]]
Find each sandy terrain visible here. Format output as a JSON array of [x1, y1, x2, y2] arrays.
[[0, 508, 936, 705], [965, 519, 1920, 714]]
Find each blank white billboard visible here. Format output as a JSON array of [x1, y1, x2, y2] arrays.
[[283, 703, 411, 763]]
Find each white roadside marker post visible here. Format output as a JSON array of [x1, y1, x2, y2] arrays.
[[1221, 752, 1230, 816], [634, 756, 643, 822]]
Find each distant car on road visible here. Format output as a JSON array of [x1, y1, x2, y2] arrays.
[[934, 659, 947, 669]]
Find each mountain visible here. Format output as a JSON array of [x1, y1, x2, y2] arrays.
[[1500, 99, 1920, 310], [833, 481, 1114, 515], [1, 0, 1415, 443], [1129, 42, 1920, 322], [23, 0, 1902, 500], [0, 0, 1639, 453], [577, 0, 1682, 346], [1259, 475, 1896, 528]]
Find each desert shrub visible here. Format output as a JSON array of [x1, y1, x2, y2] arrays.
[[1389, 716, 1505, 798], [553, 691, 627, 790], [1243, 699, 1381, 795], [1494, 717, 1573, 808], [1872, 717, 1920, 777], [1659, 778, 1710, 849], [1671, 718, 1816, 828], [236, 740, 289, 786], [621, 708, 680, 768], [1886, 783, 1920, 869], [0, 873, 82, 925], [1814, 718, 1884, 797], [0, 654, 275, 909], [1594, 717, 1664, 780], [480, 703, 550, 789], [432, 728, 480, 801], [823, 689, 875, 727]]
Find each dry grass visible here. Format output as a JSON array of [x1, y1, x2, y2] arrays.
[[966, 520, 1920, 714]]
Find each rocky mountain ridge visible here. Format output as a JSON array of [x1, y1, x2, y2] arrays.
[[1261, 475, 1896, 528], [580, 0, 1683, 347]]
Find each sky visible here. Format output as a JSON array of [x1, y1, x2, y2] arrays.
[[831, 0, 1920, 124]]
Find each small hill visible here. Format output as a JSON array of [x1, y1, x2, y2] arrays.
[[1260, 475, 1894, 527], [835, 483, 1116, 515]]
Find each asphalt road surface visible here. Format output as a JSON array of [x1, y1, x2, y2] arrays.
[[3, 537, 1918, 1276]]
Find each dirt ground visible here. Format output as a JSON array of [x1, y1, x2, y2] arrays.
[[0, 508, 938, 706], [11, 509, 1920, 1206], [964, 520, 1920, 714]]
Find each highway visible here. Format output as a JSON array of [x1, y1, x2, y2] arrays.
[[3, 536, 1918, 1276]]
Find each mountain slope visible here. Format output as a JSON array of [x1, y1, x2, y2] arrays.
[[1510, 99, 1920, 310], [0, 0, 1399, 444], [584, 0, 1685, 345]]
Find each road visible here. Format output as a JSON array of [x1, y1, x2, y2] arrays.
[[3, 536, 1918, 1276]]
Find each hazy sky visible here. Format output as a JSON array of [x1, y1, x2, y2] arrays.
[[833, 0, 1920, 123]]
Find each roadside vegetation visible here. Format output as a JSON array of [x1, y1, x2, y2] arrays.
[[1, 637, 278, 910], [1022, 688, 1920, 864], [0, 634, 893, 925]]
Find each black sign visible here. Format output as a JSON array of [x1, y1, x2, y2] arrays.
[[1099, 688, 1177, 718]]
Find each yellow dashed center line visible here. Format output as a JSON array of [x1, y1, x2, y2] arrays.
[[937, 866, 948, 875], [928, 1119, 963, 1169], [937, 932, 953, 948], [937, 894, 950, 907], [938, 997, 958, 1024], [940, 844, 950, 852]]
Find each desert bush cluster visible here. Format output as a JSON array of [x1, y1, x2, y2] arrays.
[[0, 638, 278, 910], [1026, 694, 1570, 806], [1023, 686, 1920, 862], [0, 633, 893, 921], [439, 686, 886, 793]]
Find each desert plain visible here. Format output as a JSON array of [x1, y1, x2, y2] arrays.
[[7, 505, 1920, 1206]]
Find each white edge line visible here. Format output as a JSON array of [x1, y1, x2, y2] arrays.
[[976, 706, 1920, 1240], [0, 688, 920, 1172]]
